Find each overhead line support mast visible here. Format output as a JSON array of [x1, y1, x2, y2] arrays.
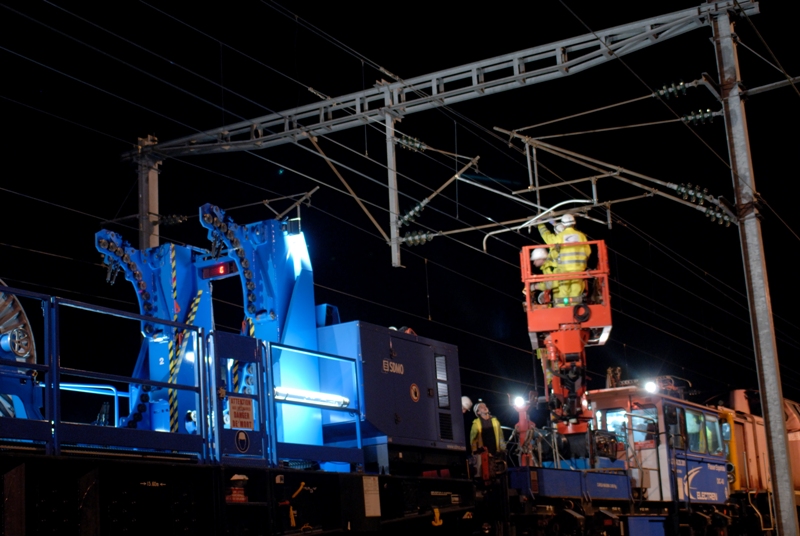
[[711, 8, 799, 535], [136, 135, 161, 250]]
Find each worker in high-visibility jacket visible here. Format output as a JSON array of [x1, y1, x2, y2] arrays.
[[470, 401, 505, 480], [537, 214, 591, 306], [529, 240, 560, 304], [470, 401, 505, 455]]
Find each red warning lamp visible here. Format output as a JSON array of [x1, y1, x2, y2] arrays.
[[201, 260, 238, 280]]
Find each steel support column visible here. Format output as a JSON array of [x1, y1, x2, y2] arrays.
[[712, 11, 799, 535], [137, 135, 161, 250], [385, 114, 401, 267]]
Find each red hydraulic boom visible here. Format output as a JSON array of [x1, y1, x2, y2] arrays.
[[520, 240, 612, 435]]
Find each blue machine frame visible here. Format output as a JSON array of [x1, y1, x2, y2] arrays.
[[0, 206, 464, 474]]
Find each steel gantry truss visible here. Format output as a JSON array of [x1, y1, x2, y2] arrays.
[[128, 1, 757, 266]]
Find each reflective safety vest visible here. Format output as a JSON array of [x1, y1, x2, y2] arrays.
[[557, 227, 590, 273], [538, 224, 590, 273], [470, 416, 505, 453], [534, 255, 559, 290]]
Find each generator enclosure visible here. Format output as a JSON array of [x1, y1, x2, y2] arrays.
[[317, 321, 466, 474]]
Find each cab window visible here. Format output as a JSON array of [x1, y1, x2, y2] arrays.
[[705, 414, 723, 456], [686, 408, 706, 454], [631, 405, 658, 443], [664, 404, 685, 449], [596, 408, 627, 442]]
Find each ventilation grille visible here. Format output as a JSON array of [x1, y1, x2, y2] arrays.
[[439, 412, 454, 441]]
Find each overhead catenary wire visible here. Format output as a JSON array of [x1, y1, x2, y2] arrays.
[[1, 3, 252, 125], [272, 113, 796, 382], [526, 204, 758, 345], [0, 19, 732, 376], [611, 215, 800, 347], [604, 340, 743, 393], [1, 4, 792, 400], [257, 0, 534, 170], [294, 134, 533, 258], [733, 0, 800, 100], [6, 84, 532, 302], [306, 199, 779, 382], [611, 284, 756, 356], [0, 274, 135, 308], [0, 183, 190, 248], [139, 1, 311, 94], [47, 0, 691, 266], [42, 1, 290, 123], [145, 0, 529, 177], [0, 45, 198, 136], [13, 2, 542, 264], [558, 0, 798, 245], [3, 138, 784, 405], [513, 94, 654, 134], [32, 0, 792, 255], [530, 118, 682, 140], [736, 38, 784, 75], [611, 294, 800, 387], [2, 207, 536, 376], [242, 148, 523, 270], [613, 215, 749, 305], [280, 123, 792, 374], [612, 309, 752, 372], [5, 223, 784, 400]]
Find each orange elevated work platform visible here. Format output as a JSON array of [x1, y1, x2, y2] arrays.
[[520, 240, 612, 346]]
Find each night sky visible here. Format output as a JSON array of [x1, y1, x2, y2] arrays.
[[3, 1, 800, 427]]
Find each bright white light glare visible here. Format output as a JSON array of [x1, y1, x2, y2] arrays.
[[644, 381, 658, 393], [286, 233, 310, 278], [184, 350, 195, 363], [274, 386, 350, 408], [581, 397, 589, 409], [597, 326, 611, 345], [514, 396, 525, 408]]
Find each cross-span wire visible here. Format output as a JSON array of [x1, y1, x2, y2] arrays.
[[0, 5, 780, 394]]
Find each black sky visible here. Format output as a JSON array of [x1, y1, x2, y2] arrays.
[[3, 1, 800, 424]]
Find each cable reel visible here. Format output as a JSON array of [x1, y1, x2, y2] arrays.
[[573, 304, 591, 323], [0, 280, 37, 364]]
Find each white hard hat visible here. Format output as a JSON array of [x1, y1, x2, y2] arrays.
[[561, 214, 576, 227], [531, 248, 548, 261], [461, 396, 473, 412], [474, 401, 488, 417], [554, 223, 565, 234]]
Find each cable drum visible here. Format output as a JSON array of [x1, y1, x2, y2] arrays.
[[0, 279, 37, 364], [573, 304, 591, 323]]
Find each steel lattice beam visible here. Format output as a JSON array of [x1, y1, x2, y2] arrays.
[[126, 1, 758, 159]]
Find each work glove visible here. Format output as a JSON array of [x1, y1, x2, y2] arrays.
[[547, 218, 556, 226]]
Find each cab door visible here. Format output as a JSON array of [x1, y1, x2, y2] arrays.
[[666, 405, 728, 505]]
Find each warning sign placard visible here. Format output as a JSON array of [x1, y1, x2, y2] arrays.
[[229, 397, 254, 430]]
